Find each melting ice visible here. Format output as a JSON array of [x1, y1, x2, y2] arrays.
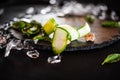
[[47, 55, 61, 64], [4, 39, 22, 57]]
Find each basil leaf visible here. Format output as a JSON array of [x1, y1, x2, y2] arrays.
[[102, 53, 120, 65]]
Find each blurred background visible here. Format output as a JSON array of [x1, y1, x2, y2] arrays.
[[0, 0, 119, 24], [0, 0, 119, 9], [0, 0, 119, 14]]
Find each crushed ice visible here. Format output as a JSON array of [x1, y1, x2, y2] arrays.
[[4, 39, 22, 57], [26, 50, 39, 59], [47, 55, 61, 64], [61, 1, 108, 16]]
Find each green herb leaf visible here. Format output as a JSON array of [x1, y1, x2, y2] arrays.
[[102, 21, 120, 28], [102, 53, 120, 65], [86, 15, 95, 23]]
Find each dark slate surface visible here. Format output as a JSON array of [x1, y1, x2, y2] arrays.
[[0, 0, 120, 80]]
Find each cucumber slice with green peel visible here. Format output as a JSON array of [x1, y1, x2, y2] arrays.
[[43, 18, 58, 35], [77, 22, 91, 37], [52, 28, 68, 55], [58, 25, 79, 41]]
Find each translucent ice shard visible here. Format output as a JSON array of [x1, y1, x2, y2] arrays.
[[47, 55, 61, 64], [26, 50, 39, 58], [4, 39, 21, 57]]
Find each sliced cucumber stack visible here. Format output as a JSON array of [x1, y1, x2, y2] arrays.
[[58, 25, 79, 41], [37, 18, 91, 55], [77, 22, 91, 37], [52, 28, 68, 55]]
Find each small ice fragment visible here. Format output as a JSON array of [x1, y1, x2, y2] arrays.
[[10, 29, 23, 40], [0, 30, 4, 36], [56, 12, 65, 17], [20, 18, 31, 23], [40, 6, 51, 14], [4, 23, 10, 30], [47, 55, 61, 64], [61, 1, 92, 16], [99, 11, 106, 20], [13, 17, 19, 21], [111, 11, 119, 20], [49, 0, 57, 5], [15, 41, 23, 50], [33, 39, 39, 44], [4, 39, 21, 57], [99, 5, 108, 11], [24, 14, 32, 18], [26, 7, 35, 14], [26, 50, 39, 58]]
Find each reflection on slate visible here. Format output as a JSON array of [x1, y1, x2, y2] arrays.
[[0, 0, 120, 80]]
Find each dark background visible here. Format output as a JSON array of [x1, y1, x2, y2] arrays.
[[0, 0, 120, 13], [0, 0, 120, 16], [0, 0, 120, 80], [0, 0, 119, 9]]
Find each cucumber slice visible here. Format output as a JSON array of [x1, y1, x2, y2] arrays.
[[52, 28, 68, 55], [77, 22, 91, 37], [58, 25, 79, 41], [43, 18, 58, 35]]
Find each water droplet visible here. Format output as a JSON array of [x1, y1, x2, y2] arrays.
[[26, 50, 39, 59], [47, 55, 61, 64]]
